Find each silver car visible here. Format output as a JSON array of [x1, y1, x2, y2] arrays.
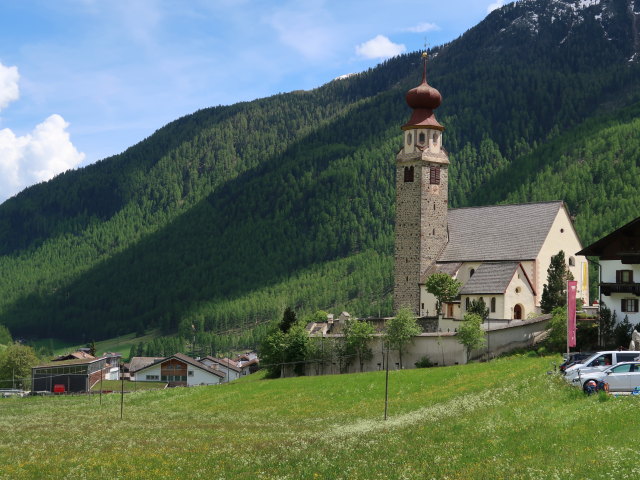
[[572, 362, 640, 392]]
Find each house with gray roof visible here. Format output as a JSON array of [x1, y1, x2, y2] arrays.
[[130, 353, 225, 386]]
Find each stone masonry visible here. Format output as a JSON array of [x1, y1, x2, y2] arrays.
[[393, 131, 449, 314]]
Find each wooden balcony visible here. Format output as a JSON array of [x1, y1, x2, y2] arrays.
[[601, 282, 640, 296]]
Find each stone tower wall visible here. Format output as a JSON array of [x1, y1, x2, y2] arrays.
[[394, 146, 449, 314]]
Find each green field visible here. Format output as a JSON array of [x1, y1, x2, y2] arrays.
[[0, 355, 638, 479], [90, 380, 167, 392]]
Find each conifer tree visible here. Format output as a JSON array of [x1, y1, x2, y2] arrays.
[[540, 251, 573, 314]]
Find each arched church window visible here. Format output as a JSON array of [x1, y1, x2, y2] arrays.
[[491, 297, 496, 313], [465, 297, 470, 310], [407, 133, 412, 145], [404, 166, 414, 182], [432, 132, 438, 146], [469, 268, 475, 278], [568, 256, 575, 267], [418, 132, 426, 145]]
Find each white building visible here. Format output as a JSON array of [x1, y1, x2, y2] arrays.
[[578, 217, 640, 325], [199, 356, 242, 381], [131, 353, 225, 386]]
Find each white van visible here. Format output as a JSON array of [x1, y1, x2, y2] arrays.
[[564, 351, 640, 383]]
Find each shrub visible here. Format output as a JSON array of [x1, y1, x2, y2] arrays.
[[415, 356, 434, 368]]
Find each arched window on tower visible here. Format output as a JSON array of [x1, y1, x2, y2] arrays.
[[430, 166, 440, 185], [418, 132, 426, 145], [404, 166, 414, 182]]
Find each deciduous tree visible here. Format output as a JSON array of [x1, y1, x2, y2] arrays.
[[457, 313, 486, 361], [343, 318, 375, 372], [424, 273, 462, 316], [0, 343, 39, 388], [384, 307, 421, 369]]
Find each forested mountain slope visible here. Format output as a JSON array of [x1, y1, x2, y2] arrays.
[[1, 0, 639, 341]]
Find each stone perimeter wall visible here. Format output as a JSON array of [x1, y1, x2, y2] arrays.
[[303, 317, 550, 376]]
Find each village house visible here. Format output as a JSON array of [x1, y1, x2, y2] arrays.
[[130, 353, 225, 386], [578, 216, 640, 325], [198, 356, 242, 381]]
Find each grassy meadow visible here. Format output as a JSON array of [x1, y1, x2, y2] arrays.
[[0, 355, 638, 479]]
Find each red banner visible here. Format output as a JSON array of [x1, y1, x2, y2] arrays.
[[567, 280, 577, 348]]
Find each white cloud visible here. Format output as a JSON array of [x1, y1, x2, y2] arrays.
[[405, 22, 441, 33], [0, 62, 20, 111], [355, 35, 406, 60], [487, 0, 504, 13], [0, 114, 85, 202]]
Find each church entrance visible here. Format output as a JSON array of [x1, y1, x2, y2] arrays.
[[514, 304, 523, 320]]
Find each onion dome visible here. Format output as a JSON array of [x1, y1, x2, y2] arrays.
[[402, 52, 444, 131]]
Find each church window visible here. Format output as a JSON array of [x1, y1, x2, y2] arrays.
[[432, 132, 438, 145], [469, 268, 475, 278], [491, 297, 496, 313], [465, 297, 470, 310], [560, 228, 564, 233], [568, 256, 575, 267], [407, 133, 412, 145], [418, 132, 426, 145], [404, 166, 414, 182], [430, 166, 440, 185], [432, 228, 435, 235], [515, 287, 521, 294], [433, 203, 436, 211]]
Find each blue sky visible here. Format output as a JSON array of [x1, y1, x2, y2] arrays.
[[0, 0, 508, 203]]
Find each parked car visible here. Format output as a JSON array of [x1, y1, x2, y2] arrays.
[[564, 351, 640, 383], [559, 352, 593, 373], [571, 362, 640, 392]]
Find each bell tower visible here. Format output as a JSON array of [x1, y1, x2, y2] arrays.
[[393, 52, 449, 315]]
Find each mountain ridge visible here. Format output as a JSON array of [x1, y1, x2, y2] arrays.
[[1, 0, 639, 342]]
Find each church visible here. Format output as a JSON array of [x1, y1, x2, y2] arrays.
[[394, 53, 589, 327]]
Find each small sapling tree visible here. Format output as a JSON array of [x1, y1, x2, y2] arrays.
[[457, 313, 486, 361], [385, 307, 421, 369], [343, 318, 375, 372]]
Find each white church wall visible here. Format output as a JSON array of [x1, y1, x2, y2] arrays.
[[503, 267, 537, 319], [537, 207, 589, 305], [458, 262, 482, 285]]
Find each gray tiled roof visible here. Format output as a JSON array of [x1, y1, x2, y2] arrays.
[[421, 262, 462, 283], [460, 262, 520, 295], [439, 201, 563, 262]]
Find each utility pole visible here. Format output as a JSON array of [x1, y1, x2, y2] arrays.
[[384, 341, 390, 421], [120, 362, 125, 419]]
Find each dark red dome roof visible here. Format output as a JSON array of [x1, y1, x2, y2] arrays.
[[405, 81, 441, 110], [401, 53, 444, 131]]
